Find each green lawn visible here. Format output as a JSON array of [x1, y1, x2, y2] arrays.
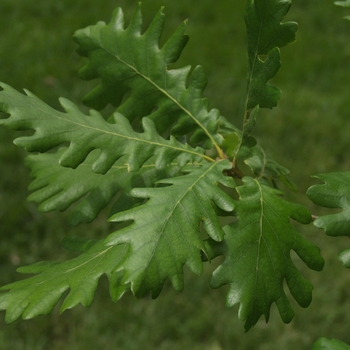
[[1, 0, 350, 349]]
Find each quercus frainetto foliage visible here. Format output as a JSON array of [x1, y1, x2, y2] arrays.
[[0, 0, 349, 342]]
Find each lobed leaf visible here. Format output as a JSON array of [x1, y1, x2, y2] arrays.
[[307, 172, 350, 268], [243, 143, 291, 179], [335, 0, 350, 8], [0, 83, 209, 173], [0, 240, 128, 323], [26, 148, 181, 225], [312, 337, 350, 350], [73, 5, 227, 153], [245, 0, 298, 111], [210, 177, 324, 331], [234, 130, 296, 189], [105, 160, 235, 297], [339, 249, 350, 268]]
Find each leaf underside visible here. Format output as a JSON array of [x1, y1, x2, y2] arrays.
[[26, 149, 181, 225], [307, 172, 350, 268]]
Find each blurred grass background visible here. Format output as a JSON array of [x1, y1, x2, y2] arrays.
[[1, 0, 350, 349]]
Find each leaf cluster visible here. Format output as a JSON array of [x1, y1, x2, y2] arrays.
[[0, 0, 349, 341]]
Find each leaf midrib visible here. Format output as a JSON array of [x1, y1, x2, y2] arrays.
[[89, 37, 224, 158], [130, 161, 226, 285], [26, 95, 214, 163]]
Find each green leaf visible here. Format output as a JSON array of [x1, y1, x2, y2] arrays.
[[339, 249, 350, 268], [307, 172, 350, 268], [335, 2, 350, 22], [210, 177, 324, 331], [236, 134, 296, 189], [307, 173, 350, 236], [312, 337, 350, 350], [0, 240, 128, 323], [74, 4, 227, 153], [105, 160, 235, 297], [0, 83, 209, 173], [221, 131, 241, 158], [243, 105, 259, 136], [245, 0, 298, 110], [335, 0, 350, 8], [243, 143, 291, 179], [60, 235, 99, 253], [26, 148, 181, 225]]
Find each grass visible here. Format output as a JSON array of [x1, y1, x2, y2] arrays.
[[1, 0, 350, 349]]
